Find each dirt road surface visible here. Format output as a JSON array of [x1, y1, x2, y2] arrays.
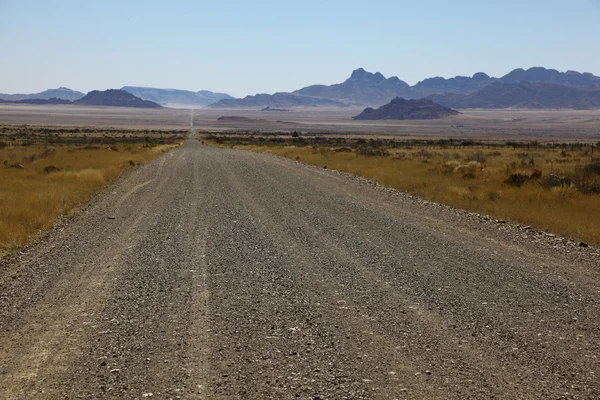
[[1, 136, 599, 399]]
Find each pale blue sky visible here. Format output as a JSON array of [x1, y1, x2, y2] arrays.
[[1, 0, 599, 97]]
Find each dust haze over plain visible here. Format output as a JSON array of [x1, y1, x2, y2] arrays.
[[0, 0, 599, 97]]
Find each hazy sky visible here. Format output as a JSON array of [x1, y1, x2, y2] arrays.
[[1, 0, 600, 97]]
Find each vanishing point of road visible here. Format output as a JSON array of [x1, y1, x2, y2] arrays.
[[1, 136, 599, 399]]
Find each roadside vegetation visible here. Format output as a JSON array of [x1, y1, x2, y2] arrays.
[[205, 133, 600, 246], [0, 125, 186, 255]]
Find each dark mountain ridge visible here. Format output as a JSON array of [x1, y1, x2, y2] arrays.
[[426, 81, 600, 110], [74, 89, 162, 108], [353, 97, 460, 120], [0, 97, 73, 105]]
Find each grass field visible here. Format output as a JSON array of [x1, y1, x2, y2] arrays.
[[0, 126, 185, 255], [208, 134, 600, 246]]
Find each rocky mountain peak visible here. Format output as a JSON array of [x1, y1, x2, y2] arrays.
[[472, 72, 490, 81], [349, 68, 386, 83]]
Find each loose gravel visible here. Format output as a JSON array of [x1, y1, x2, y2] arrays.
[[1, 138, 599, 399]]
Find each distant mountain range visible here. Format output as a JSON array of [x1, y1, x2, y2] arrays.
[[0, 86, 233, 107], [2, 67, 600, 110], [121, 87, 233, 108], [426, 82, 600, 110], [0, 97, 73, 105], [499, 67, 600, 86], [74, 90, 162, 108], [210, 92, 346, 108], [0, 87, 84, 102], [210, 67, 600, 109], [0, 89, 163, 108], [353, 97, 459, 120]]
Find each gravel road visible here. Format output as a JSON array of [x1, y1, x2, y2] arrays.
[[1, 136, 599, 399]]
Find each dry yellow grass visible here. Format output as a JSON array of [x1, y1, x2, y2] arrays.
[[0, 141, 180, 254], [216, 140, 600, 246]]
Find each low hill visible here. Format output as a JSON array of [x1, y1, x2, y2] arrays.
[[121, 86, 233, 107], [353, 97, 459, 120], [0, 87, 84, 101], [74, 89, 162, 108], [209, 92, 346, 108], [427, 82, 600, 109]]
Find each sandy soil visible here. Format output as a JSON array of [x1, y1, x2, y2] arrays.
[[2, 104, 600, 140]]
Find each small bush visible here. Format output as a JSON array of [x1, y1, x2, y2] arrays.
[[40, 148, 56, 158], [573, 159, 600, 194], [456, 162, 481, 179], [413, 149, 436, 159], [465, 151, 486, 163], [578, 183, 600, 194], [580, 159, 600, 176], [530, 169, 542, 180], [334, 147, 353, 153], [5, 163, 24, 169], [540, 174, 571, 189], [356, 146, 388, 157], [504, 173, 529, 187], [487, 191, 500, 201], [44, 165, 60, 173], [441, 161, 459, 175]]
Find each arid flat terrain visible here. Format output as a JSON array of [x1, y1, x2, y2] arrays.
[[1, 135, 599, 399], [2, 104, 600, 139]]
